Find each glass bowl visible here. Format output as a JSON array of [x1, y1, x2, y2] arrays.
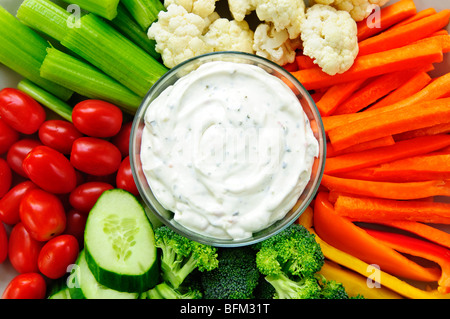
[[130, 51, 326, 247]]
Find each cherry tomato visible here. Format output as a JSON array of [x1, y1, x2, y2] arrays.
[[116, 156, 139, 196], [112, 121, 132, 157], [38, 234, 79, 279], [38, 119, 83, 154], [0, 222, 7, 264], [64, 209, 87, 247], [6, 138, 42, 177], [72, 100, 123, 138], [2, 273, 46, 299], [0, 158, 12, 199], [0, 181, 38, 225], [70, 137, 122, 176], [8, 222, 44, 273], [69, 181, 114, 214], [0, 118, 19, 155], [0, 88, 46, 134], [19, 188, 66, 241], [23, 145, 77, 194]]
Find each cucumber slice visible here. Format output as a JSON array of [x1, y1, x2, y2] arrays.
[[69, 250, 139, 299], [48, 286, 71, 299], [84, 189, 159, 293]]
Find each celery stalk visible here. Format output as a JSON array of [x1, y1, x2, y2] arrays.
[[40, 48, 143, 114], [121, 0, 165, 31], [0, 6, 73, 101], [110, 3, 160, 60], [59, 0, 120, 20], [16, 0, 71, 43], [61, 13, 168, 97], [17, 79, 73, 122]]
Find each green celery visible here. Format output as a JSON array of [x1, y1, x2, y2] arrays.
[[61, 13, 168, 97], [17, 79, 73, 122], [0, 6, 73, 101], [59, 0, 120, 20], [40, 47, 143, 114], [16, 0, 71, 43], [110, 3, 160, 60], [121, 0, 165, 31]]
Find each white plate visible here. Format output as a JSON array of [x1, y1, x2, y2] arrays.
[[0, 0, 449, 297]]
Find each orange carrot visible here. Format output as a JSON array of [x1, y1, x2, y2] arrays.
[[413, 34, 450, 53], [358, 9, 450, 56], [431, 29, 449, 37], [291, 39, 443, 91], [326, 135, 395, 158], [324, 134, 450, 175], [321, 174, 450, 200], [283, 61, 298, 72], [356, 0, 417, 41], [296, 55, 316, 69], [310, 91, 325, 103], [334, 194, 450, 223], [368, 71, 431, 110], [322, 72, 450, 134], [393, 122, 450, 141], [315, 79, 366, 116], [390, 7, 437, 28], [327, 98, 450, 151]]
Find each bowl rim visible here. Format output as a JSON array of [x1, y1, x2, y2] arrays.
[[129, 51, 327, 247]]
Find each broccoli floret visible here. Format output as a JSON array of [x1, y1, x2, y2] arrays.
[[154, 226, 219, 289], [254, 276, 276, 299], [201, 247, 260, 299], [316, 275, 349, 299], [145, 282, 202, 299], [265, 273, 321, 299]]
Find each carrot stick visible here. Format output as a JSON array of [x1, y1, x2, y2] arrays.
[[321, 174, 450, 200], [356, 0, 417, 41], [358, 9, 450, 56], [296, 55, 316, 69], [322, 72, 450, 134], [431, 29, 449, 37], [315, 79, 366, 116], [328, 98, 450, 151], [326, 135, 395, 158], [390, 7, 437, 29], [291, 39, 443, 91], [334, 194, 450, 223], [324, 134, 450, 175], [413, 34, 450, 53], [368, 71, 431, 110], [393, 122, 450, 141]]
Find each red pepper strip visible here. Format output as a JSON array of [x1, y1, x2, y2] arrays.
[[313, 192, 441, 283], [364, 228, 450, 294]]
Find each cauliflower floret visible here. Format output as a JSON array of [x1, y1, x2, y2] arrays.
[[310, 0, 391, 21], [300, 4, 359, 75], [164, 0, 219, 18], [228, 0, 256, 21], [253, 23, 301, 66], [203, 18, 255, 53], [148, 4, 215, 68]]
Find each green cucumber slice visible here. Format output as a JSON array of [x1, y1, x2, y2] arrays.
[[84, 189, 159, 293]]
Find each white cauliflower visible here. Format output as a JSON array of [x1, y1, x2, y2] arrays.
[[253, 23, 301, 66], [310, 0, 391, 21], [164, 0, 219, 18], [147, 4, 215, 68], [203, 18, 255, 53], [300, 4, 359, 75], [228, 0, 256, 22]]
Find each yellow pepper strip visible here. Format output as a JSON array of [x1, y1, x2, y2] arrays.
[[297, 207, 450, 299]]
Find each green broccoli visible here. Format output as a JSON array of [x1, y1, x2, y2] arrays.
[[316, 274, 349, 299], [154, 226, 219, 289], [145, 282, 203, 299], [200, 247, 261, 299], [265, 273, 321, 299]]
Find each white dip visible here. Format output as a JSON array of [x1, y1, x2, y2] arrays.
[[140, 61, 319, 240]]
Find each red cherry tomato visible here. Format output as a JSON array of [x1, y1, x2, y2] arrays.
[[112, 121, 132, 157], [0, 118, 19, 155], [64, 209, 87, 247], [69, 181, 114, 214], [8, 222, 44, 273], [0, 181, 38, 225], [70, 137, 122, 176], [38, 119, 83, 154], [6, 138, 42, 177], [0, 222, 7, 264], [116, 156, 139, 196], [0, 88, 46, 134], [19, 188, 66, 241], [72, 100, 123, 138], [22, 145, 77, 194], [0, 158, 12, 199], [38, 234, 79, 279], [2, 273, 46, 299]]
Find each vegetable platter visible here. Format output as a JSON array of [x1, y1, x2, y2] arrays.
[[0, 0, 450, 300]]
